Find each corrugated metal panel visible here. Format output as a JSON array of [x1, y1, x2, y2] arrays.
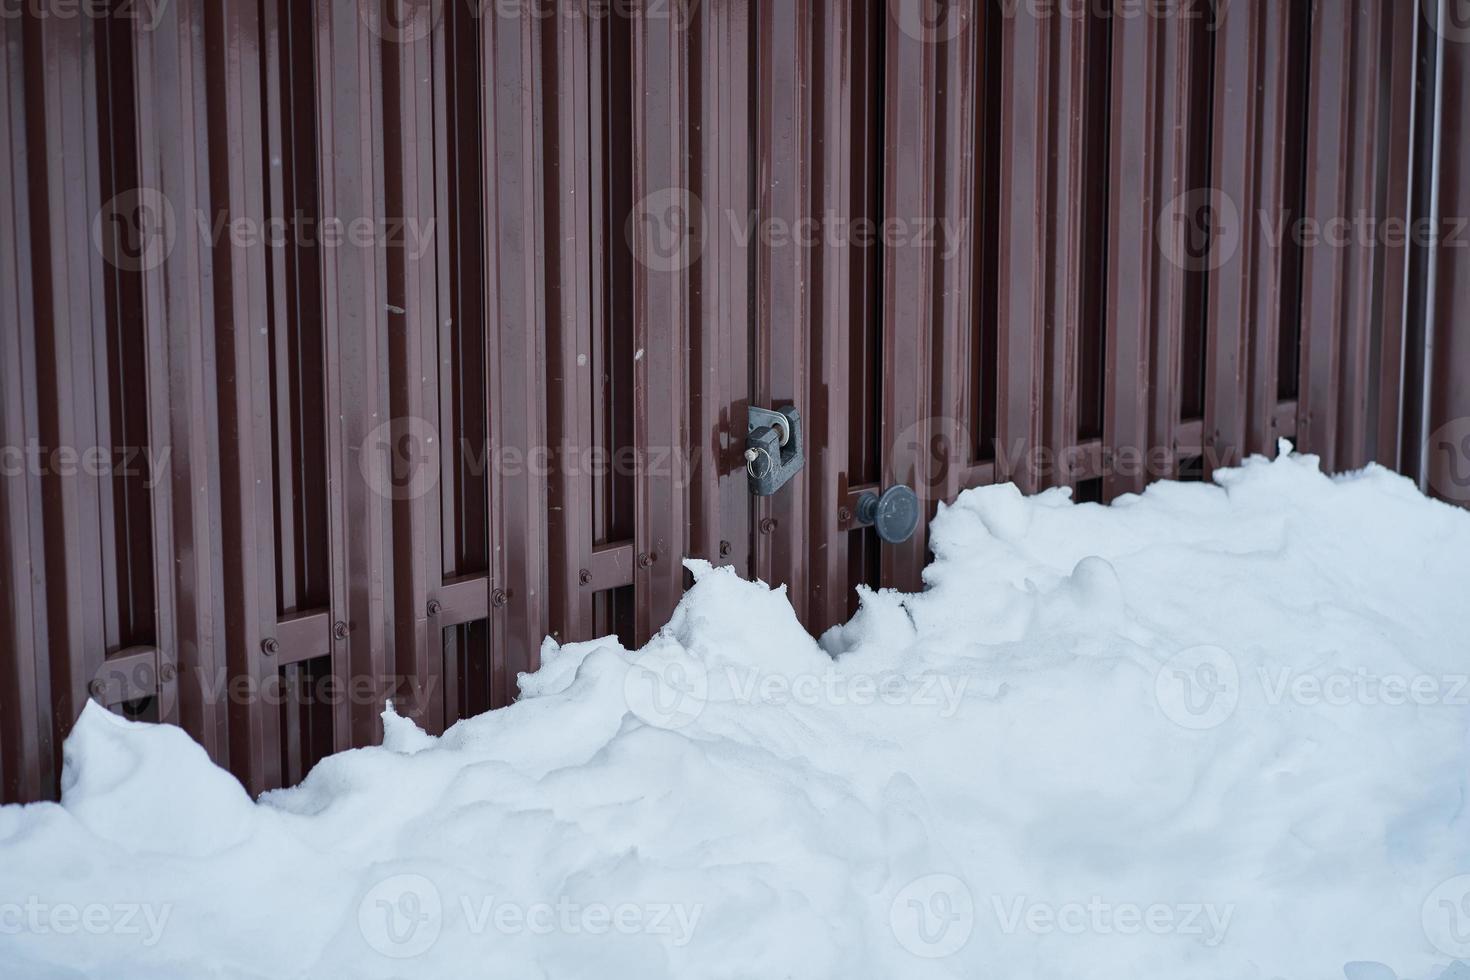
[[0, 0, 1458, 803]]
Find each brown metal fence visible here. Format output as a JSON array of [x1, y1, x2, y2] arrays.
[[2, 0, 1467, 804]]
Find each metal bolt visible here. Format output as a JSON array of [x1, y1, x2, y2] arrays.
[[427, 599, 442, 617], [718, 540, 731, 558], [160, 663, 177, 683], [261, 638, 280, 657], [88, 679, 106, 700], [333, 620, 350, 640], [837, 507, 851, 524], [492, 588, 509, 608], [760, 518, 777, 534], [578, 568, 592, 586], [637, 552, 654, 569]]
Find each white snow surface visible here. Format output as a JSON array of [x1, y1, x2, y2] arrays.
[[3, 444, 1470, 979]]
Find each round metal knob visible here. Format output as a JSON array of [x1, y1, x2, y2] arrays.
[[857, 485, 921, 545]]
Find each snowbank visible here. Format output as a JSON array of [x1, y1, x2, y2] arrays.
[[3, 445, 1469, 979]]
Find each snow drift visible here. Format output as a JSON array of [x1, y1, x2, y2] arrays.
[[2, 444, 1469, 979]]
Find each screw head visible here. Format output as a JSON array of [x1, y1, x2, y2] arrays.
[[261, 638, 280, 657], [160, 663, 177, 683], [492, 588, 509, 608], [759, 518, 778, 534], [88, 679, 107, 700], [718, 540, 731, 558], [637, 552, 653, 569], [333, 620, 350, 640], [578, 569, 592, 586], [427, 599, 442, 617], [838, 507, 852, 524]]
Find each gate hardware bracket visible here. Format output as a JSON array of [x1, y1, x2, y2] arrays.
[[746, 405, 804, 496]]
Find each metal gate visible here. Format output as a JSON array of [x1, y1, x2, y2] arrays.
[[2, 0, 1467, 803]]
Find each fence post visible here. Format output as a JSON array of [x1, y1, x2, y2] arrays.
[[629, 1, 691, 642]]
